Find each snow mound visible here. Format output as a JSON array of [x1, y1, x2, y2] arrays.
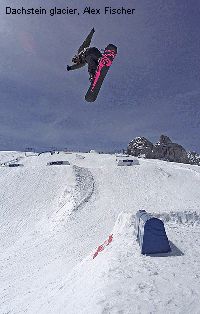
[[43, 212, 200, 314]]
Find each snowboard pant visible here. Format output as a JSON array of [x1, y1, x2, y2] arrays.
[[85, 47, 102, 76]]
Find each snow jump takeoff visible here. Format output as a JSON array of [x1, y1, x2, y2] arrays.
[[66, 28, 117, 102]]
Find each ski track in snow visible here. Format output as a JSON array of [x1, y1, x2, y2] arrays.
[[73, 165, 95, 211]]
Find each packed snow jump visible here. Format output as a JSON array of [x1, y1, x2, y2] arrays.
[[66, 28, 117, 102]]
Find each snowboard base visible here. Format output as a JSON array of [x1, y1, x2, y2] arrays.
[[85, 44, 117, 102]]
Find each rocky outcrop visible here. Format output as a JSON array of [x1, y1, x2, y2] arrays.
[[127, 137, 154, 158], [154, 135, 189, 163], [127, 135, 190, 164], [187, 151, 200, 166]]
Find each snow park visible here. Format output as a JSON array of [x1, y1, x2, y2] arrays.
[[1, 149, 200, 313], [1, 0, 200, 313]]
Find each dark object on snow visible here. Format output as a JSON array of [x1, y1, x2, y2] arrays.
[[135, 210, 171, 254], [47, 161, 70, 166], [117, 159, 138, 166], [8, 163, 23, 167]]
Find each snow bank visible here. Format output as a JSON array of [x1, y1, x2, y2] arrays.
[[1, 151, 200, 313], [43, 212, 200, 314]]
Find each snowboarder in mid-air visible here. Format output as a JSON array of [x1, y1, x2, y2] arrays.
[[67, 28, 101, 82], [67, 28, 117, 102]]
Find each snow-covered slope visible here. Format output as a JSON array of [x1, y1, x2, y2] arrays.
[[1, 151, 200, 313]]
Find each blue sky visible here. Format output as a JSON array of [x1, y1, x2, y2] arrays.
[[0, 0, 200, 152]]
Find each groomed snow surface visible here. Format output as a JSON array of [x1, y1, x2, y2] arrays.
[[1, 151, 200, 314]]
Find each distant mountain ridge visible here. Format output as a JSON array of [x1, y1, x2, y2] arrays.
[[127, 135, 200, 166]]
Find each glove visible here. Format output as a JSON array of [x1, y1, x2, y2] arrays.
[[67, 65, 71, 71]]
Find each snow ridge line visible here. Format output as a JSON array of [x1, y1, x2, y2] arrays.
[[73, 165, 95, 211], [154, 211, 200, 225]]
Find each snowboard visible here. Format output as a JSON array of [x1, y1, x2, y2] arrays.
[[85, 44, 117, 102]]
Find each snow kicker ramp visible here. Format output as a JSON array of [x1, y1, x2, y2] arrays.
[[40, 212, 200, 314]]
